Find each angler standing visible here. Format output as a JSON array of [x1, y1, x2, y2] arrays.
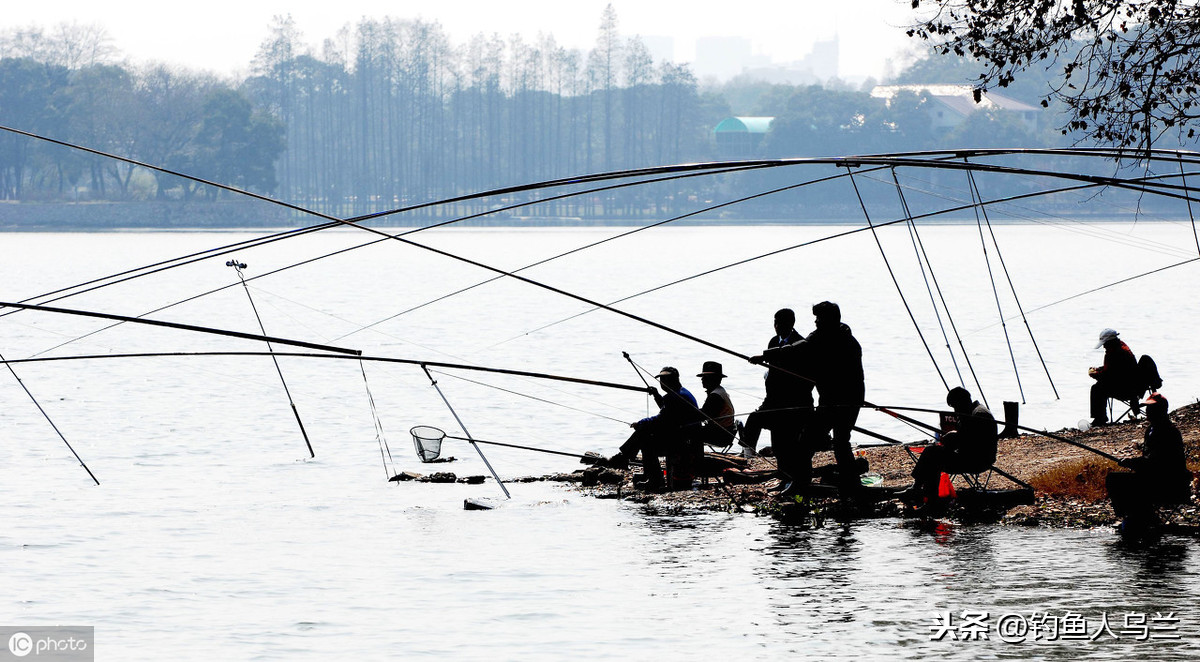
[[762, 301, 864, 496], [745, 308, 814, 487], [604, 367, 702, 491]]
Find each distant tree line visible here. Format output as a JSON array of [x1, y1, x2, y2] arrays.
[[0, 8, 1135, 222]]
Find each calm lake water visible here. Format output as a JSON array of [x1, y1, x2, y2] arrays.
[[1, 223, 1198, 659]]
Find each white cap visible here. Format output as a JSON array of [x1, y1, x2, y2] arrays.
[[1095, 328, 1119, 349]]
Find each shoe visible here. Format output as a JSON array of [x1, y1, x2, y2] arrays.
[[896, 487, 924, 505], [777, 482, 806, 498], [740, 443, 757, 459], [604, 452, 629, 471], [633, 475, 664, 492], [1090, 417, 1108, 427], [769, 480, 793, 495]]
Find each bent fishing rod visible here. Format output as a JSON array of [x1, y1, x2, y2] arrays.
[[0, 301, 360, 356], [0, 351, 653, 394]]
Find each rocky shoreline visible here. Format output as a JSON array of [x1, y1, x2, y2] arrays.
[[396, 403, 1200, 531]]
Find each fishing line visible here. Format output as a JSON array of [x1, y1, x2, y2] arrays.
[[966, 167, 1058, 399], [331, 166, 892, 342], [420, 364, 510, 499], [428, 369, 632, 425], [26, 164, 770, 357], [964, 169, 1023, 405], [848, 167, 949, 390], [0, 349, 98, 485], [230, 260, 315, 458], [359, 358, 396, 480], [893, 168, 984, 403], [870, 168, 1198, 258]]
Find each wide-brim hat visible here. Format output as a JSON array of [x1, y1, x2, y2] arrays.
[[697, 361, 726, 378], [1095, 328, 1119, 349]]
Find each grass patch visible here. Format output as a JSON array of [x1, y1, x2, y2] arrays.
[[1029, 457, 1120, 502]]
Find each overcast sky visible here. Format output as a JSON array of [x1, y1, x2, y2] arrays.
[[5, 0, 919, 80]]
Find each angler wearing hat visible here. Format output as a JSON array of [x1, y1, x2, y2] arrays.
[[694, 361, 738, 449], [1087, 328, 1139, 427], [603, 366, 702, 491], [1105, 392, 1193, 532]]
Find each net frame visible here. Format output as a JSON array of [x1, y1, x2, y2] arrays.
[[410, 425, 446, 462]]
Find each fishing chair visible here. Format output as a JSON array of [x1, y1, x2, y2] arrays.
[[952, 467, 995, 492], [1108, 355, 1163, 424]]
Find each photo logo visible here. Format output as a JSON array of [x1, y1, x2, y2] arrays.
[[7, 632, 32, 657]]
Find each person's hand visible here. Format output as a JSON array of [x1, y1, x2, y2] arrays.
[[749, 355, 764, 365]]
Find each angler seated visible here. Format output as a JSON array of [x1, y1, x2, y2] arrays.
[[1106, 392, 1193, 533], [1088, 328, 1141, 426], [692, 361, 739, 451], [603, 366, 702, 491], [902, 387, 998, 504]]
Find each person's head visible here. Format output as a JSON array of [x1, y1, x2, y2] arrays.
[[812, 301, 841, 330], [1095, 328, 1120, 349], [946, 386, 973, 412], [773, 308, 795, 337], [1142, 392, 1169, 421], [655, 366, 682, 392], [697, 361, 725, 390]]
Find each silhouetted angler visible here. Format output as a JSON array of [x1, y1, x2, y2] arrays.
[[902, 387, 998, 504], [695, 361, 737, 449], [745, 308, 814, 487], [604, 366, 701, 491], [1087, 328, 1139, 426], [1106, 392, 1192, 534]]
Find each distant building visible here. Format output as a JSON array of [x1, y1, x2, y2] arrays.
[[714, 116, 775, 157], [694, 36, 770, 80], [871, 84, 1040, 131]]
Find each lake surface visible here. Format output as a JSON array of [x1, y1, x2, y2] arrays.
[[1, 223, 1198, 659]]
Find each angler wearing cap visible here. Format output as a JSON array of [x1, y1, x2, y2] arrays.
[[1105, 392, 1193, 532], [604, 366, 702, 491], [1088, 328, 1139, 427], [694, 361, 737, 449]]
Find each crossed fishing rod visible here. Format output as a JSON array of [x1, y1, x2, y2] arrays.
[[0, 125, 1191, 485]]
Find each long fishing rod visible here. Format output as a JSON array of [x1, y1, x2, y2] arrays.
[[489, 173, 1186, 349], [892, 167, 986, 404], [0, 349, 98, 485], [436, 431, 616, 463], [421, 364, 510, 499], [966, 167, 1058, 398], [966, 168, 1025, 404], [0, 351, 653, 393], [229, 260, 315, 458], [333, 164, 901, 342], [0, 301, 360, 356], [848, 167, 949, 390], [871, 404, 1122, 463]]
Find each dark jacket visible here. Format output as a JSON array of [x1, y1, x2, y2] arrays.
[[1094, 340, 1139, 395], [775, 322, 863, 406], [944, 401, 998, 469], [635, 386, 701, 435], [762, 329, 814, 407], [1126, 419, 1188, 481]]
